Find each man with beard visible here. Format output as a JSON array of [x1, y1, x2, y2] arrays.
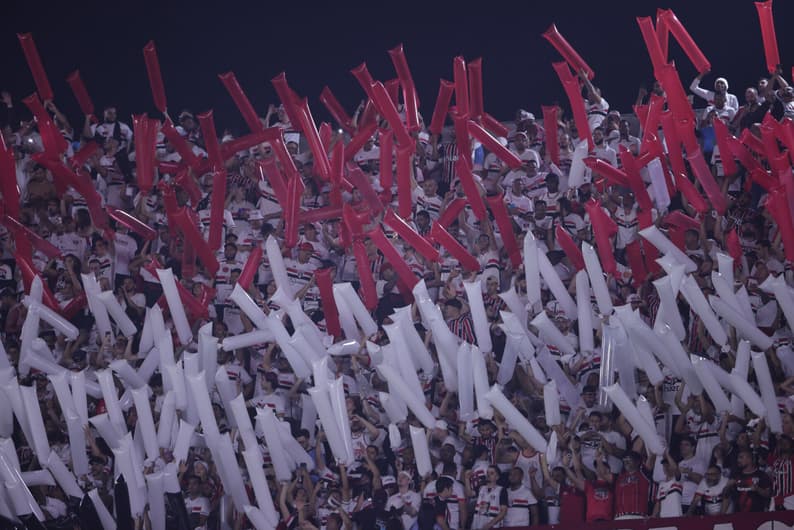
[[727, 449, 772, 512], [591, 127, 617, 167], [84, 106, 133, 150], [688, 464, 731, 515]]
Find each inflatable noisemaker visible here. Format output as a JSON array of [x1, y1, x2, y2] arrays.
[[106, 206, 156, 241], [155, 268, 193, 346], [384, 209, 439, 262], [660, 10, 711, 73], [335, 281, 378, 338], [636, 17, 666, 73], [429, 223, 479, 272], [347, 165, 384, 215], [689, 354, 731, 412], [241, 452, 279, 528], [467, 57, 484, 120], [344, 120, 378, 161], [619, 148, 653, 211], [575, 270, 594, 352], [0, 141, 19, 219], [583, 200, 618, 276], [544, 380, 562, 427], [22, 296, 78, 340], [65, 69, 94, 117], [522, 231, 543, 308], [755, 0, 780, 74], [541, 105, 560, 165], [452, 56, 470, 118], [319, 86, 354, 133], [765, 190, 794, 262], [673, 173, 708, 215], [2, 216, 59, 259], [655, 8, 671, 58], [753, 350, 784, 432], [284, 174, 303, 248], [761, 274, 794, 332], [624, 241, 649, 289], [454, 158, 489, 222], [23, 93, 66, 156], [367, 225, 419, 289], [726, 136, 763, 175], [142, 41, 167, 113], [350, 61, 377, 102], [237, 245, 262, 291], [687, 150, 728, 215], [436, 198, 465, 228], [270, 72, 303, 130], [555, 225, 585, 271], [582, 157, 628, 187], [581, 242, 613, 315], [639, 225, 697, 273], [479, 112, 508, 138], [486, 194, 521, 267], [394, 145, 412, 218], [531, 311, 576, 357], [429, 80, 454, 135], [218, 71, 263, 132], [370, 81, 413, 148], [132, 114, 157, 194], [543, 23, 595, 80], [677, 275, 728, 347], [130, 386, 159, 461], [170, 207, 219, 276], [378, 129, 394, 191], [408, 426, 433, 478], [455, 343, 475, 420], [463, 280, 493, 353], [377, 363, 437, 429], [351, 240, 378, 311], [552, 61, 594, 150], [265, 235, 294, 300], [315, 268, 342, 338], [469, 343, 493, 419], [709, 295, 773, 350], [388, 44, 420, 131], [603, 383, 665, 454], [295, 97, 332, 179], [657, 63, 695, 122], [17, 33, 53, 101], [485, 385, 547, 451], [468, 120, 522, 169]]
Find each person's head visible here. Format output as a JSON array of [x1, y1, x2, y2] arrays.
[[224, 242, 237, 260], [486, 465, 501, 485], [421, 178, 438, 197], [436, 476, 453, 499], [439, 443, 456, 463], [582, 385, 597, 407], [745, 87, 759, 105], [514, 131, 528, 150], [714, 77, 729, 95], [546, 173, 559, 193], [622, 451, 641, 472], [397, 470, 412, 490], [509, 467, 524, 487], [778, 433, 794, 454], [619, 119, 631, 137], [298, 242, 313, 263], [705, 465, 722, 487], [679, 436, 696, 458], [737, 449, 756, 471], [415, 210, 431, 231], [534, 200, 547, 219], [443, 298, 463, 319], [511, 177, 525, 196], [593, 127, 605, 146], [478, 420, 495, 439], [103, 107, 117, 123]]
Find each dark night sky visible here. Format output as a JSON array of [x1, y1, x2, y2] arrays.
[[2, 0, 793, 132]]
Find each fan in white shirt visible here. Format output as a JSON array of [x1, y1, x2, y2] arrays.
[[654, 454, 684, 518], [689, 74, 740, 111], [504, 467, 539, 528]]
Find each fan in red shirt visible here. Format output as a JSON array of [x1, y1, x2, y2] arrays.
[[584, 448, 615, 522], [614, 450, 653, 519]]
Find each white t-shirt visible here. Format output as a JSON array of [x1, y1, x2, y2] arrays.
[[656, 478, 683, 517], [504, 485, 537, 527], [386, 490, 421, 530], [679, 455, 706, 505], [695, 476, 730, 515]]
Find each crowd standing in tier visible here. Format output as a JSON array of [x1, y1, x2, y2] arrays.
[[3, 10, 794, 530]]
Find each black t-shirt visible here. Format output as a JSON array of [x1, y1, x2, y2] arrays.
[[733, 469, 772, 512]]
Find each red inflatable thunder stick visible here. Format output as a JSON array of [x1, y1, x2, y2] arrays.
[[481, 113, 509, 138], [625, 240, 649, 288], [755, 0, 780, 75], [467, 121, 522, 169], [396, 146, 413, 220], [486, 194, 521, 268], [0, 138, 20, 220], [106, 206, 157, 241], [294, 97, 332, 180], [384, 79, 401, 113], [353, 240, 378, 311], [219, 72, 263, 133], [452, 56, 469, 119], [726, 228, 743, 262], [367, 226, 420, 289], [552, 61, 594, 151], [270, 72, 304, 133], [238, 246, 262, 291], [619, 147, 653, 212], [169, 206, 220, 277], [429, 80, 455, 135], [17, 33, 53, 102], [23, 93, 67, 156], [429, 223, 480, 273], [636, 17, 666, 75], [319, 86, 354, 134], [542, 106, 560, 165], [66, 70, 95, 117], [143, 41, 167, 113], [370, 81, 413, 148], [712, 118, 739, 176], [379, 130, 394, 191], [315, 268, 341, 339], [766, 190, 794, 262], [659, 10, 711, 74], [687, 150, 728, 215], [555, 225, 585, 271], [161, 119, 201, 170], [2, 216, 60, 259], [542, 24, 595, 80], [344, 121, 378, 162], [467, 58, 484, 120], [655, 9, 671, 62], [383, 209, 440, 263], [284, 174, 304, 248], [584, 199, 618, 276], [388, 44, 421, 132], [132, 114, 157, 194], [583, 158, 629, 187]]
